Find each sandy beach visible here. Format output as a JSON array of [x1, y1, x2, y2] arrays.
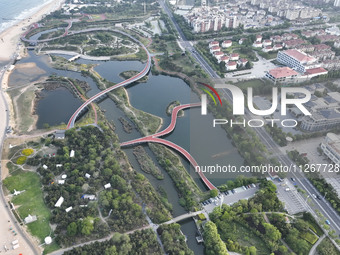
[[0, 1, 65, 254], [0, 0, 65, 63]]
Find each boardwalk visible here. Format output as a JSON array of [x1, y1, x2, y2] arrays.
[[66, 30, 152, 129], [121, 103, 217, 190]]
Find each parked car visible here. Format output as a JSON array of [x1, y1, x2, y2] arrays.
[[325, 220, 330, 225]]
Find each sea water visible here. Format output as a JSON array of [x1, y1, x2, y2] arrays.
[[0, 0, 57, 33]]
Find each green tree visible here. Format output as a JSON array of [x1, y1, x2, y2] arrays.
[[204, 221, 229, 255], [80, 217, 94, 235], [67, 222, 77, 236], [210, 189, 218, 198]]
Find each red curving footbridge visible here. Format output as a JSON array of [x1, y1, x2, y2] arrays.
[[66, 30, 152, 129], [120, 103, 217, 190], [22, 21, 216, 190]]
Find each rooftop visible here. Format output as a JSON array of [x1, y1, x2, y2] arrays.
[[283, 49, 315, 63], [268, 67, 299, 79], [305, 67, 328, 75]]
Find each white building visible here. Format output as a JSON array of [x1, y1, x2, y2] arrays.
[[83, 194, 96, 200], [253, 41, 262, 48], [226, 61, 237, 71], [262, 39, 272, 47], [277, 49, 318, 73], [219, 55, 230, 63], [230, 53, 240, 61], [43, 165, 48, 170], [265, 67, 299, 83], [301, 92, 340, 131], [334, 0, 340, 7], [70, 150, 75, 158], [24, 214, 37, 224], [321, 133, 340, 164], [65, 206, 73, 213], [255, 34, 262, 42], [334, 41, 340, 48], [221, 40, 232, 48], [213, 51, 224, 60], [58, 180, 65, 185], [55, 196, 64, 207], [209, 41, 219, 48], [104, 183, 111, 189]]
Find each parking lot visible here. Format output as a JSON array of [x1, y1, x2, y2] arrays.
[[224, 52, 277, 79], [274, 178, 307, 214], [282, 137, 340, 197], [202, 185, 259, 213]]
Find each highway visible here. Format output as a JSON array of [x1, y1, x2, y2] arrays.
[[158, 0, 219, 79], [121, 103, 217, 190], [218, 87, 340, 243], [158, 0, 340, 240]]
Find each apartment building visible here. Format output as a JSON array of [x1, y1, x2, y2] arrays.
[[277, 49, 318, 73]]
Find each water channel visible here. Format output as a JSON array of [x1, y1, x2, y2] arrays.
[[9, 52, 245, 254]]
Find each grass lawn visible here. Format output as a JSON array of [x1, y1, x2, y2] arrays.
[[233, 79, 267, 90], [258, 51, 278, 60], [3, 170, 52, 243], [43, 242, 60, 254], [220, 221, 271, 255]]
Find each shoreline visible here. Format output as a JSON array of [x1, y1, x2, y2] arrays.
[[0, 2, 65, 254], [0, 0, 65, 63]]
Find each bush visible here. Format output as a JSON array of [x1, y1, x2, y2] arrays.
[[22, 148, 34, 156], [300, 232, 318, 245], [17, 156, 27, 165]]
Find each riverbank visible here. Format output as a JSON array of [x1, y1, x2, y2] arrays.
[[0, 0, 65, 63]]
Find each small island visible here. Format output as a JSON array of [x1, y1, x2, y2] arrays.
[[166, 101, 184, 117], [133, 146, 164, 180], [119, 70, 148, 83], [118, 117, 133, 133]]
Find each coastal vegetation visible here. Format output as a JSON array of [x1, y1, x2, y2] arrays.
[[62, 230, 162, 255], [4, 124, 172, 251], [317, 237, 340, 255], [158, 223, 194, 255], [133, 146, 164, 180], [209, 180, 321, 255]]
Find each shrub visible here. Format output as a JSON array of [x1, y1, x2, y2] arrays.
[[17, 156, 27, 165], [22, 148, 34, 156], [300, 232, 318, 244]]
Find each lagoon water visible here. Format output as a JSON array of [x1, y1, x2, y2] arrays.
[[11, 52, 245, 254]]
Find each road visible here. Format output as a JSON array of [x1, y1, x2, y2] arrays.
[[158, 0, 219, 79], [219, 87, 340, 229], [158, 0, 340, 246], [309, 235, 325, 255]]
